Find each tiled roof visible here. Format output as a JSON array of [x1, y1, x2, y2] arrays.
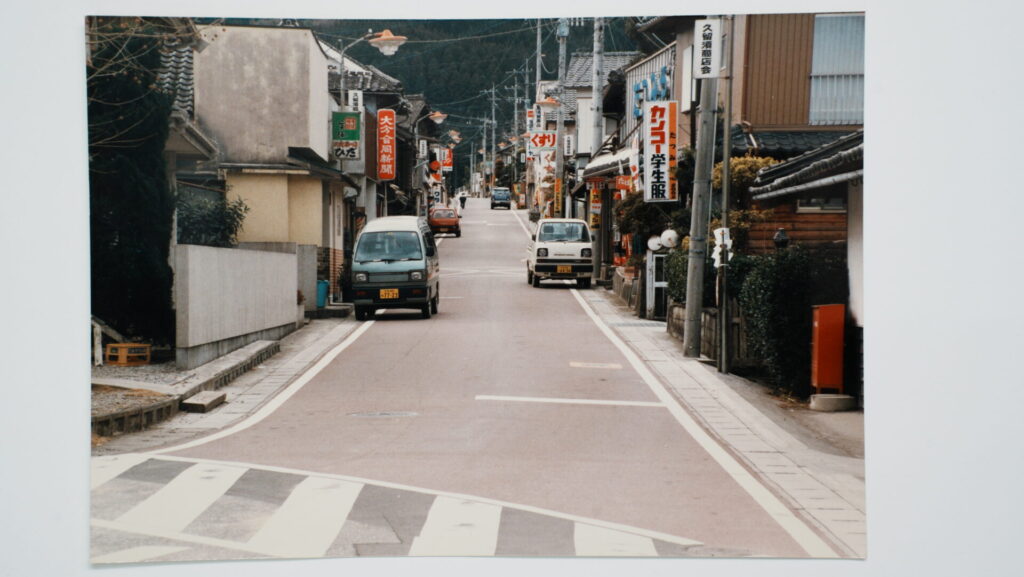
[[565, 51, 642, 87], [156, 38, 195, 116], [743, 130, 857, 161], [750, 130, 863, 198], [328, 65, 403, 94]]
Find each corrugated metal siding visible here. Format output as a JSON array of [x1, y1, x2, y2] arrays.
[[623, 43, 677, 139], [743, 14, 814, 127], [810, 14, 865, 125]]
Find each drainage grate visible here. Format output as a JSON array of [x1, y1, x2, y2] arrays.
[[347, 411, 419, 418]]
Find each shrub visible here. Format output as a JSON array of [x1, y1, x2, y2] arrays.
[[739, 248, 813, 396], [738, 247, 849, 397], [665, 248, 716, 307], [176, 192, 249, 247]]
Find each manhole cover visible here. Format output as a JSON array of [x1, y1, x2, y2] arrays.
[[347, 411, 419, 418]]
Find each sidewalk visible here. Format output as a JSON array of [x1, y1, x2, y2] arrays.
[[91, 317, 361, 456], [581, 287, 866, 558]]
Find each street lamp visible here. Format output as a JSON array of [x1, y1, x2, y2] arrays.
[[337, 29, 407, 109]]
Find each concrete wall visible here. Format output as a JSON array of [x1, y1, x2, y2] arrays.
[[175, 244, 298, 369], [287, 175, 323, 246], [231, 173, 290, 243], [195, 26, 328, 163], [297, 244, 318, 311]]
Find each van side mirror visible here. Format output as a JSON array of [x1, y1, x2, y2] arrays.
[[426, 246, 435, 257], [531, 234, 536, 241]]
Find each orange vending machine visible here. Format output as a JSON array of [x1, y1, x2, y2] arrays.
[[811, 304, 845, 393]]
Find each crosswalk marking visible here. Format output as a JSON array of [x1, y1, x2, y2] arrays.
[[408, 496, 502, 556], [114, 462, 248, 534], [91, 454, 150, 489], [90, 545, 189, 564], [246, 476, 363, 558], [574, 523, 658, 556]]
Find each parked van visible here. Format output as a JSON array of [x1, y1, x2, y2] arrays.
[[351, 216, 440, 320], [526, 218, 594, 288], [490, 187, 512, 210]]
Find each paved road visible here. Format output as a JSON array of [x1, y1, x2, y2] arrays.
[[90, 198, 840, 563]]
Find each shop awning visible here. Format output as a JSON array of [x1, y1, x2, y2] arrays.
[[581, 148, 632, 179]]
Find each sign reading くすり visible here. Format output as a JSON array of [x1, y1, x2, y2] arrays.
[[643, 100, 678, 203], [377, 110, 396, 181]]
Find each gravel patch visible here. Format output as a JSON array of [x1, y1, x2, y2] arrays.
[[91, 385, 173, 418], [92, 361, 195, 386]]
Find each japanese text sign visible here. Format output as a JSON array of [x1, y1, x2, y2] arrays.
[[442, 148, 453, 172], [694, 19, 721, 78], [377, 109, 396, 181], [528, 131, 557, 151], [643, 101, 678, 203], [332, 112, 361, 160]]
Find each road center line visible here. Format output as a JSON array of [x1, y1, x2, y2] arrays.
[[570, 361, 623, 369], [569, 289, 839, 557], [476, 395, 663, 408]]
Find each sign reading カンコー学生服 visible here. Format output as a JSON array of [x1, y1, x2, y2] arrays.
[[643, 100, 678, 203]]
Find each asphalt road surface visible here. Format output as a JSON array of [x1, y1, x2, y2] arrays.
[[90, 198, 836, 562]]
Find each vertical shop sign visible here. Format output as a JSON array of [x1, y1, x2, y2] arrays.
[[377, 109, 396, 181], [332, 111, 361, 160], [694, 19, 721, 78], [643, 100, 678, 202]]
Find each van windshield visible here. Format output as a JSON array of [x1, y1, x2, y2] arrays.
[[538, 222, 590, 242], [355, 231, 422, 261], [493, 189, 510, 199]]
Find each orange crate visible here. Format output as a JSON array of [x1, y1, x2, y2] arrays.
[[105, 343, 151, 366]]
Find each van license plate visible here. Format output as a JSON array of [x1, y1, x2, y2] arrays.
[[557, 265, 572, 274], [379, 288, 399, 299]]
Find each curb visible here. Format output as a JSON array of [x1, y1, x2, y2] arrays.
[[91, 341, 280, 437]]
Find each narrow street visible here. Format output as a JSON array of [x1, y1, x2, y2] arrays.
[[90, 198, 841, 561]]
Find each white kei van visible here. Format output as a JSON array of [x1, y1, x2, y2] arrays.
[[526, 218, 595, 288]]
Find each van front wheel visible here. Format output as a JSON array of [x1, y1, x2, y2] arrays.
[[421, 303, 432, 319]]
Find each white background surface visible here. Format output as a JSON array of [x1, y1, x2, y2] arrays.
[[3, 0, 1023, 575]]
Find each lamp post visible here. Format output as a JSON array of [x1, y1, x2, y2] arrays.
[[337, 29, 407, 109]]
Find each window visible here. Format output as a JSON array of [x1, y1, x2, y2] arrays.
[[538, 222, 591, 242], [809, 14, 864, 125], [797, 195, 847, 212], [354, 231, 422, 261]]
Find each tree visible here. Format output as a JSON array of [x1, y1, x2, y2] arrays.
[[87, 17, 199, 344]]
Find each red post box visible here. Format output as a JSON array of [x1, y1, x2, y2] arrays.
[[811, 304, 845, 393]]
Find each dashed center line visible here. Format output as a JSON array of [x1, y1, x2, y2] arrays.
[[570, 361, 623, 370], [475, 395, 663, 408]]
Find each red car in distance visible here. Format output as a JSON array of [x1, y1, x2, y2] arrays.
[[428, 206, 461, 237]]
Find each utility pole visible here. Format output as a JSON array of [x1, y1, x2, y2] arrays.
[[682, 75, 719, 357], [591, 16, 606, 279], [490, 83, 498, 193], [719, 15, 735, 373], [555, 18, 568, 217], [535, 19, 543, 103]]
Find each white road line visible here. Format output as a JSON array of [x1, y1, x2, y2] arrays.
[[408, 496, 502, 556], [91, 453, 149, 489], [114, 462, 248, 534], [574, 523, 658, 557], [476, 395, 663, 408], [149, 320, 376, 454], [246, 476, 363, 558], [91, 545, 189, 565], [569, 289, 839, 558], [146, 455, 703, 548], [569, 361, 623, 369]]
